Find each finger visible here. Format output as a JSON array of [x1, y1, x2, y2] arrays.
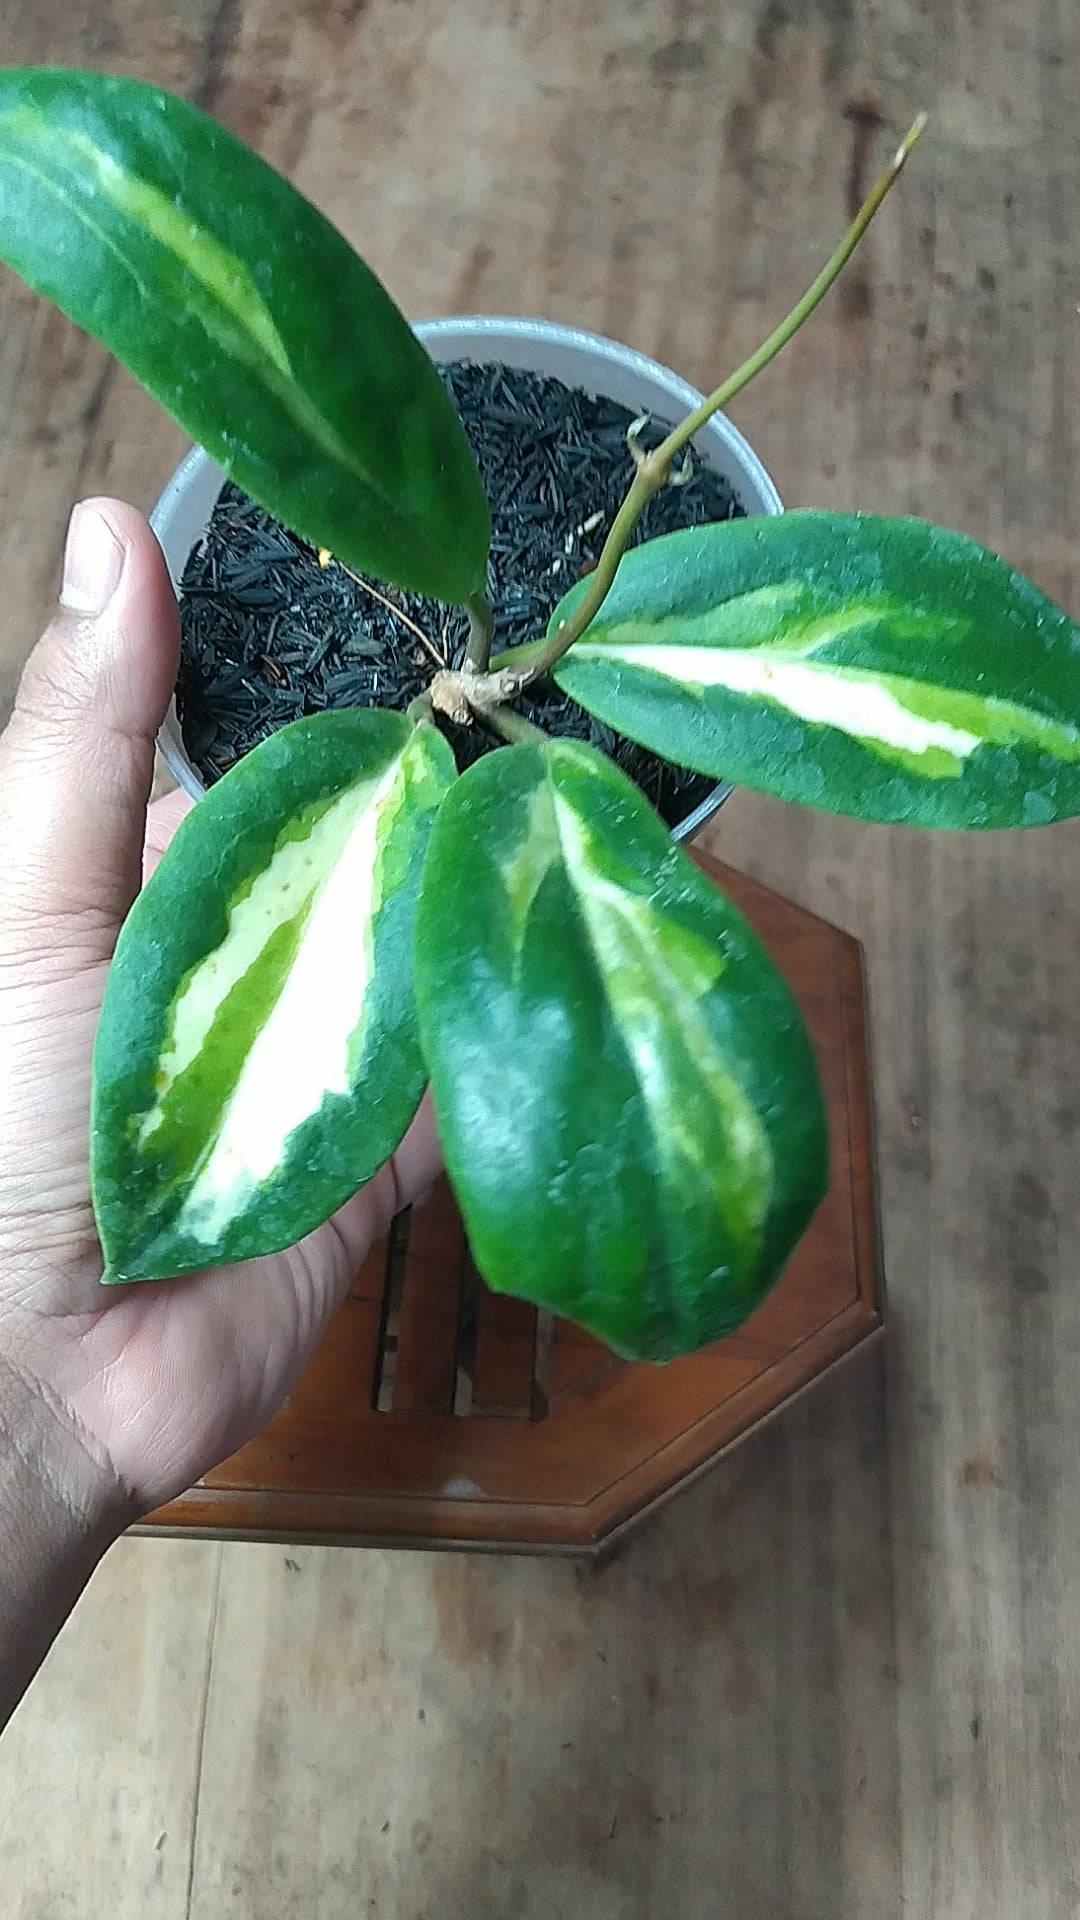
[[390, 1087, 444, 1212], [142, 788, 195, 884], [327, 1088, 443, 1272], [70, 1091, 444, 1497], [0, 500, 179, 959]]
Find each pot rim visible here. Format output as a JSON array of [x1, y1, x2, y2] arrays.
[[414, 313, 783, 520], [152, 314, 783, 837]]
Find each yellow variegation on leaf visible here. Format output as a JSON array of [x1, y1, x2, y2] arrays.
[[0, 67, 490, 601], [551, 513, 1080, 829], [91, 710, 456, 1283], [413, 737, 827, 1361]]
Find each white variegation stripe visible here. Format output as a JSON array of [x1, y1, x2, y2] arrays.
[[576, 643, 982, 765], [177, 767, 401, 1240], [550, 787, 771, 1230], [498, 783, 559, 955], [141, 769, 388, 1139], [173, 754, 404, 1247]]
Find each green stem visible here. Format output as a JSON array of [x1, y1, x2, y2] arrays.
[[407, 691, 435, 726], [493, 463, 661, 681], [486, 112, 926, 692], [463, 589, 496, 671], [484, 704, 549, 746], [651, 113, 927, 472]]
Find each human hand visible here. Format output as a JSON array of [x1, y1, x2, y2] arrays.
[[0, 499, 438, 1533]]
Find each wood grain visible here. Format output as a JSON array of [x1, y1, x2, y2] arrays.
[[0, 1540, 222, 1919], [1, 0, 1078, 1915]]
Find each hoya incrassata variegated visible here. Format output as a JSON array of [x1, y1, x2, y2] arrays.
[[2, 72, 1077, 1358]]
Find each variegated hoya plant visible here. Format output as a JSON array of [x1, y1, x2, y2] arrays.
[[2, 70, 1079, 1361]]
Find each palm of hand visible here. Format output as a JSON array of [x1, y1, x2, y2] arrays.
[[0, 792, 414, 1515], [0, 504, 434, 1515]]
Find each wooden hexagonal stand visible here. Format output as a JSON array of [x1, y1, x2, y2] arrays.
[[141, 848, 882, 1556]]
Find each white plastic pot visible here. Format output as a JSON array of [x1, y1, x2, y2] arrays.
[[152, 316, 782, 838]]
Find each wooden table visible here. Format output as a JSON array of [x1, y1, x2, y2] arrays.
[[1, 3, 1078, 1916]]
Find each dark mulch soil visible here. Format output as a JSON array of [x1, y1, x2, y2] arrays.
[[177, 360, 745, 826]]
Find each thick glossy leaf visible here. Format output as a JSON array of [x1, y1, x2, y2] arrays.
[[0, 67, 489, 601], [91, 711, 456, 1283], [550, 513, 1080, 828], [414, 738, 827, 1360]]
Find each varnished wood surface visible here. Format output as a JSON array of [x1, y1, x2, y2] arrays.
[[1, 1, 1079, 1914], [143, 851, 882, 1553]]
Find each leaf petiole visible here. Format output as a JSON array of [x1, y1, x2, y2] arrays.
[[462, 588, 496, 671], [650, 114, 927, 474], [483, 704, 549, 747]]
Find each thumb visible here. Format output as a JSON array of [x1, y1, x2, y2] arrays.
[[0, 499, 180, 964]]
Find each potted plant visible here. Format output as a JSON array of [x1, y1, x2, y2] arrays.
[[152, 313, 782, 845], [2, 69, 1078, 1364]]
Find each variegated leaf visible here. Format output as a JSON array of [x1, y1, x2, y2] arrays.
[[551, 513, 1080, 828], [91, 711, 456, 1284], [413, 738, 827, 1361], [0, 67, 490, 601]]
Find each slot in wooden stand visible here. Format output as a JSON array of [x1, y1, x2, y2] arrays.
[[140, 848, 882, 1556]]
